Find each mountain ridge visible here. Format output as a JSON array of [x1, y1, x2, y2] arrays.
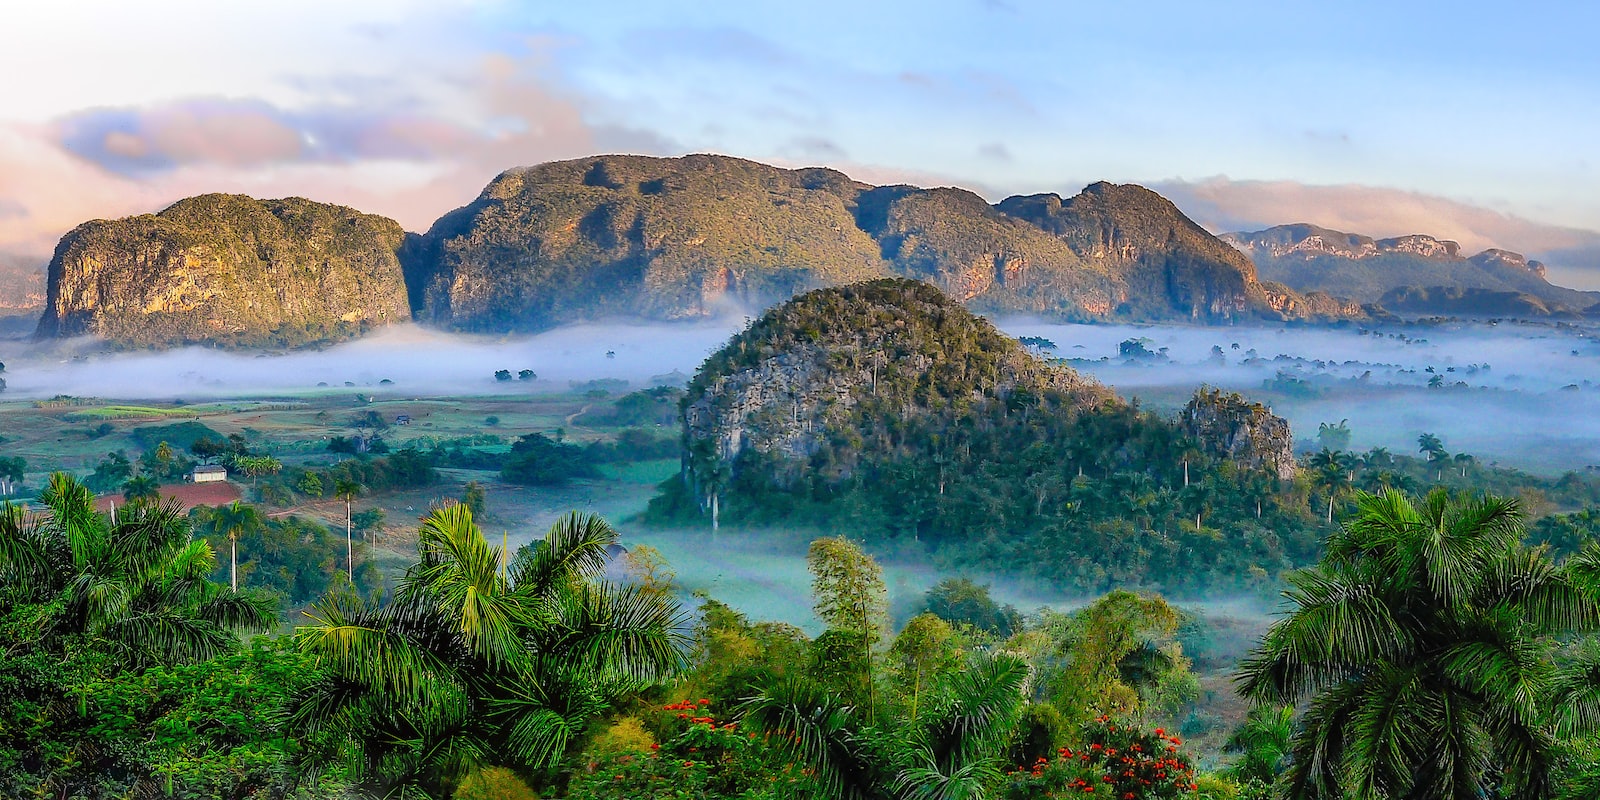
[[1222, 222, 1597, 316], [50, 155, 1600, 348]]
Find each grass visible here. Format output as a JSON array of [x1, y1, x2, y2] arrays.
[[63, 405, 198, 421]]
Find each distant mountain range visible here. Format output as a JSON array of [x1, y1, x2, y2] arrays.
[[12, 154, 1593, 349], [1221, 223, 1599, 318]]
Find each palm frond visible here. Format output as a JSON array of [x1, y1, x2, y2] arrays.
[[544, 581, 690, 685], [403, 504, 527, 668], [920, 651, 1029, 770], [509, 511, 616, 595], [893, 758, 1001, 800], [296, 593, 461, 706], [739, 675, 875, 800]]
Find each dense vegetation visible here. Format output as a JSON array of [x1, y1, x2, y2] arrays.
[[653, 280, 1323, 595], [4, 471, 1600, 798]]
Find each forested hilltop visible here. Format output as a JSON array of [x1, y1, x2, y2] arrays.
[[650, 278, 1321, 595]]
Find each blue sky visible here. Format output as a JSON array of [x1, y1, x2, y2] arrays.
[[2, 0, 1597, 283]]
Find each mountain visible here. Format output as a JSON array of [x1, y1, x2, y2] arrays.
[[650, 278, 1313, 594], [406, 154, 1350, 331], [35, 194, 411, 348], [1221, 223, 1598, 317]]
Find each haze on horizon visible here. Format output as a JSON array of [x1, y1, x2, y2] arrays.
[[1, 0, 1598, 289]]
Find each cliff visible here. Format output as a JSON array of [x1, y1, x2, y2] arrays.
[[1180, 388, 1296, 480], [407, 154, 1346, 331], [35, 194, 410, 348]]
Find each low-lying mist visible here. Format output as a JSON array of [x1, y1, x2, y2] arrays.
[[0, 320, 743, 400], [6, 314, 1600, 472], [1000, 318, 1600, 473]]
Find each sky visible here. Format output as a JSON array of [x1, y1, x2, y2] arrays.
[[2, 0, 1598, 287]]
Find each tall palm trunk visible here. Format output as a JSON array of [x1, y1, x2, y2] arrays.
[[230, 533, 238, 591], [346, 498, 353, 581]]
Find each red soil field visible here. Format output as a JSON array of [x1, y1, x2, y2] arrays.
[[95, 481, 243, 513]]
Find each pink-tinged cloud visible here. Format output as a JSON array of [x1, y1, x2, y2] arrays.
[[0, 56, 675, 280], [1156, 177, 1600, 287]]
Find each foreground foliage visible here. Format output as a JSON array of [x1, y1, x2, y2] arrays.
[[1239, 488, 1600, 799], [293, 506, 689, 797]]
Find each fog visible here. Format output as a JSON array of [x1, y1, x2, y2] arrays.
[[6, 314, 1600, 473], [1003, 318, 1600, 473], [0, 320, 743, 400]]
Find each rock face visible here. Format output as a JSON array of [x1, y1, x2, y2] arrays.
[[1179, 388, 1296, 480], [36, 195, 410, 348], [681, 279, 1112, 486], [407, 154, 1343, 331], [1222, 223, 1591, 316], [996, 182, 1282, 319]]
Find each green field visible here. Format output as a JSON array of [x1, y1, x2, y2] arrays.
[[62, 405, 198, 421]]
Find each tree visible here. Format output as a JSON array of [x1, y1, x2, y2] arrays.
[[808, 537, 889, 711], [291, 507, 686, 797], [1417, 432, 1449, 479], [297, 470, 324, 498], [887, 613, 963, 719], [920, 577, 1022, 636], [0, 456, 24, 496], [622, 543, 676, 597], [234, 455, 282, 487], [1237, 489, 1600, 799], [1307, 448, 1352, 523], [1039, 590, 1197, 727], [494, 369, 512, 381], [209, 501, 263, 593], [0, 473, 273, 664], [334, 478, 362, 581], [1224, 704, 1294, 787], [1316, 419, 1351, 451], [85, 451, 133, 493], [462, 480, 487, 517], [121, 473, 160, 504], [517, 369, 536, 381], [352, 507, 386, 541], [741, 650, 1030, 800], [190, 436, 226, 465]]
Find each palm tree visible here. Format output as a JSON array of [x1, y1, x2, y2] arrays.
[[1360, 447, 1393, 470], [1237, 489, 1600, 799], [291, 507, 687, 797], [740, 650, 1029, 800], [210, 500, 263, 592], [1306, 448, 1351, 523], [1224, 704, 1294, 786], [333, 478, 361, 581], [0, 473, 273, 666], [121, 473, 160, 504], [1417, 432, 1448, 480]]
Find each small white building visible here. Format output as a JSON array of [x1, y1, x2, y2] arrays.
[[189, 465, 228, 483]]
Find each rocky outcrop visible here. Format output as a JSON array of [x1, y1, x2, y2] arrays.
[[36, 195, 409, 348], [407, 154, 1345, 331], [1180, 388, 1296, 480]]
